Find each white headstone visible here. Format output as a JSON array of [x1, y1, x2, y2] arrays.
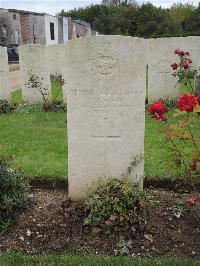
[[147, 36, 200, 101], [19, 45, 51, 102], [0, 47, 10, 101], [64, 36, 146, 201], [47, 44, 66, 103], [147, 38, 179, 101], [47, 44, 65, 76]]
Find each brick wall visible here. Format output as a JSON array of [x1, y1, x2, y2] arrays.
[[20, 14, 30, 43]]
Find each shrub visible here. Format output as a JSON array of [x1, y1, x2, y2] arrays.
[[0, 100, 13, 114], [0, 157, 30, 233], [84, 178, 149, 234]]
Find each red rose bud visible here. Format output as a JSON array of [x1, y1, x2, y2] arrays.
[[187, 59, 192, 64], [185, 52, 190, 56], [177, 94, 198, 112], [187, 196, 196, 206], [171, 63, 179, 70], [180, 50, 185, 56], [184, 64, 189, 69]]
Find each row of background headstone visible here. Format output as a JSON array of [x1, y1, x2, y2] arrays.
[[0, 47, 10, 100], [0, 36, 200, 103]]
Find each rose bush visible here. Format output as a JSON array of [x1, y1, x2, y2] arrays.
[[148, 50, 200, 206], [171, 49, 200, 95]]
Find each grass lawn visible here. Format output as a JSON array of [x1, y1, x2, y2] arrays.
[[0, 112, 67, 181], [0, 109, 198, 181], [1, 253, 199, 266]]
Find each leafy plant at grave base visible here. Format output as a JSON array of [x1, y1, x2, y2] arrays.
[[84, 177, 149, 234], [0, 100, 14, 114], [147, 49, 200, 206], [0, 156, 30, 234], [171, 195, 198, 219], [171, 204, 186, 218], [14, 103, 44, 114], [117, 236, 133, 256], [171, 49, 200, 95]]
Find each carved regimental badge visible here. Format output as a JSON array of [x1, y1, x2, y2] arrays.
[[89, 40, 120, 81]]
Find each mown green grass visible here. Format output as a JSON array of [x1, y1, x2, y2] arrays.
[[1, 253, 199, 266], [0, 112, 67, 181], [0, 109, 198, 181]]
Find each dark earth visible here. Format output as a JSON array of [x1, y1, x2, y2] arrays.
[[0, 187, 199, 259]]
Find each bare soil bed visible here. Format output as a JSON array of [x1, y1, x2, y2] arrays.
[[0, 188, 199, 259]]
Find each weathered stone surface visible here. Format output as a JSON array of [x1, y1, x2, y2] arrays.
[[47, 44, 65, 76], [147, 36, 200, 101], [0, 47, 10, 100], [19, 44, 51, 102], [64, 36, 146, 200]]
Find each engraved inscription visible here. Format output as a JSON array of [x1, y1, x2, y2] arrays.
[[152, 60, 171, 74], [88, 41, 120, 81]]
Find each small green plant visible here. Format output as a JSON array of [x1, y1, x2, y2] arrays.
[[171, 204, 185, 218], [117, 236, 133, 256], [0, 100, 14, 114], [14, 103, 44, 114], [0, 219, 13, 234], [0, 156, 30, 233], [84, 177, 149, 234]]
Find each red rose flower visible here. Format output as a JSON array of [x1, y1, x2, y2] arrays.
[[177, 94, 198, 112], [171, 63, 179, 70], [185, 52, 190, 56], [187, 58, 192, 64], [184, 63, 189, 69], [187, 196, 196, 206], [147, 101, 168, 122], [175, 49, 181, 55]]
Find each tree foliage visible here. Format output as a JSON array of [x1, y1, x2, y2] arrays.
[[59, 2, 200, 38]]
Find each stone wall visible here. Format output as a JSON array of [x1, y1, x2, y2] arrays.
[[0, 46, 10, 100], [0, 8, 21, 47], [28, 14, 46, 45]]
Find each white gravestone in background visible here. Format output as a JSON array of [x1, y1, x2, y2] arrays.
[[147, 38, 179, 101], [0, 47, 10, 101], [64, 36, 147, 200], [147, 36, 200, 101], [47, 44, 67, 103], [47, 44, 65, 76], [20, 45, 51, 102]]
